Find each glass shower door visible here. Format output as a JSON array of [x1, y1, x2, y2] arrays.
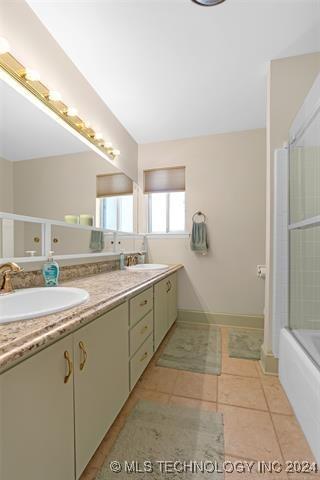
[[289, 99, 320, 365]]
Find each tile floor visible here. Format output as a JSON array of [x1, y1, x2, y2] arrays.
[[81, 326, 319, 479]]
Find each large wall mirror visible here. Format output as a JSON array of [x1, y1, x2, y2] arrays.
[[0, 75, 139, 260]]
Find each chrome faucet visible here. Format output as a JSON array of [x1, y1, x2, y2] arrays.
[[0, 262, 24, 294]]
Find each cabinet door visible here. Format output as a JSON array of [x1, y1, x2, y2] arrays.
[[168, 273, 178, 328], [73, 302, 129, 478], [0, 336, 75, 480], [154, 278, 169, 350]]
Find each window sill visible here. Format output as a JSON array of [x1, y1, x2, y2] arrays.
[[145, 232, 189, 239]]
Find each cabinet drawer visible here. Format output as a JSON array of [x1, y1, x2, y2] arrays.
[[129, 287, 153, 327], [130, 310, 153, 356], [130, 334, 153, 390]]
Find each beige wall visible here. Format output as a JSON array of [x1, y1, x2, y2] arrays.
[[0, 0, 138, 181], [264, 52, 320, 354], [0, 157, 13, 213], [139, 128, 266, 316]]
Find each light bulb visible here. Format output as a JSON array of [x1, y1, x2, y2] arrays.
[[24, 68, 40, 82], [95, 132, 103, 140], [0, 37, 10, 55], [112, 149, 120, 156], [67, 107, 78, 117], [105, 141, 112, 149], [83, 121, 91, 129], [48, 90, 61, 102]]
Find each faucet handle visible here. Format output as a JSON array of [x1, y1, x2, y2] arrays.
[[2, 267, 24, 277], [0, 263, 23, 294]]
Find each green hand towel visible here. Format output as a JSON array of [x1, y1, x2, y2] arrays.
[[89, 231, 105, 252], [191, 221, 208, 254]]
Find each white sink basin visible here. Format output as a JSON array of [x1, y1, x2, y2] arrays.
[[127, 264, 169, 271], [0, 287, 89, 324]]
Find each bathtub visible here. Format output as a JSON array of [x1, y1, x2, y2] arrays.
[[279, 328, 320, 463]]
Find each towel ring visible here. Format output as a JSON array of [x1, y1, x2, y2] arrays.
[[192, 211, 206, 223]]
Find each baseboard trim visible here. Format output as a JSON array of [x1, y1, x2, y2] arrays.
[[259, 344, 279, 375], [177, 309, 264, 329]]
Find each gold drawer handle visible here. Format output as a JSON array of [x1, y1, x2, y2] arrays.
[[64, 350, 73, 384], [79, 341, 87, 371], [140, 324, 148, 335], [140, 351, 148, 362], [140, 299, 148, 307]]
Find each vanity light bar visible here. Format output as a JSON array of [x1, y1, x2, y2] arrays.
[[0, 37, 120, 160]]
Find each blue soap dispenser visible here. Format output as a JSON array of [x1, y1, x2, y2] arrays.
[[119, 251, 126, 270], [42, 251, 59, 287]]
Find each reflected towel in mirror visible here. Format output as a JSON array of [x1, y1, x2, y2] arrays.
[[89, 231, 105, 252]]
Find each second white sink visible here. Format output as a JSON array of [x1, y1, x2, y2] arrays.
[[127, 264, 169, 271], [0, 287, 89, 324]]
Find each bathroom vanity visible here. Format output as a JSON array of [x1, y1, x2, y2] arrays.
[[0, 266, 180, 480]]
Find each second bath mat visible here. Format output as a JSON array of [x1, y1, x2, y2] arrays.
[[228, 328, 263, 360], [156, 322, 221, 374]]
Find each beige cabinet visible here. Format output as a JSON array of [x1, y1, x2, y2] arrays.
[[73, 302, 129, 478], [0, 272, 178, 480], [154, 273, 178, 349], [0, 303, 129, 480], [167, 273, 178, 328], [0, 336, 75, 480], [154, 277, 168, 350]]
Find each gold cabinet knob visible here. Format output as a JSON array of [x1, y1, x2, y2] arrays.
[[140, 351, 148, 363], [140, 324, 148, 335]]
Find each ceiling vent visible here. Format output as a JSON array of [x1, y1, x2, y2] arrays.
[[192, 0, 226, 5]]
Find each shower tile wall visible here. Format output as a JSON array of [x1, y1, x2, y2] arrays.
[[289, 120, 320, 332], [290, 226, 320, 330], [290, 146, 320, 224]]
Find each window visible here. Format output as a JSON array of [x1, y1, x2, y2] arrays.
[[144, 167, 186, 233], [148, 191, 186, 233], [96, 173, 134, 232], [98, 195, 133, 232]]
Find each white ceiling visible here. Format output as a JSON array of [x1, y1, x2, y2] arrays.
[[0, 78, 88, 161], [27, 0, 320, 143]]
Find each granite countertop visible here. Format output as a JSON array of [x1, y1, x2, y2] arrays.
[[0, 264, 183, 373]]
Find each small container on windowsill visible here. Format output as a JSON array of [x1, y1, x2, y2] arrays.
[[79, 214, 94, 226], [64, 215, 79, 224]]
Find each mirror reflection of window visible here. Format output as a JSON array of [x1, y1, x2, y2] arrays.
[[99, 195, 133, 232], [96, 173, 134, 232]]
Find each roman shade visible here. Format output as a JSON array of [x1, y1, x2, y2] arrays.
[[97, 173, 133, 198], [144, 167, 185, 194]]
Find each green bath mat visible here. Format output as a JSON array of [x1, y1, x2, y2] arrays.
[[97, 400, 224, 479], [156, 323, 221, 375], [228, 328, 263, 360]]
